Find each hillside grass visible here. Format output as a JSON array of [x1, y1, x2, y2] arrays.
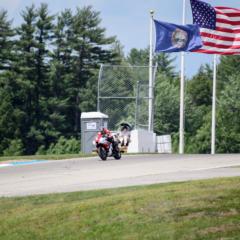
[[0, 177, 240, 240]]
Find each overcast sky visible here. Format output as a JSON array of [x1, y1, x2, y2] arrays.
[[1, 0, 239, 77]]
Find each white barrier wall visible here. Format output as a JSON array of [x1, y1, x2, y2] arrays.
[[156, 135, 172, 153], [127, 130, 156, 153]]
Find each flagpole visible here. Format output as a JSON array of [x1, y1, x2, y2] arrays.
[[211, 54, 217, 154], [148, 10, 154, 132], [179, 0, 186, 154]]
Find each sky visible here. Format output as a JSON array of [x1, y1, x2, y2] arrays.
[[1, 0, 239, 77]]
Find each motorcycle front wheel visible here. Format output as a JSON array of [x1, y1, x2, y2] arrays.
[[98, 146, 107, 160]]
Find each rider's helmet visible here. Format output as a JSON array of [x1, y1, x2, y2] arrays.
[[101, 127, 110, 135]]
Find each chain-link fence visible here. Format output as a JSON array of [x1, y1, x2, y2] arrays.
[[97, 65, 157, 130]]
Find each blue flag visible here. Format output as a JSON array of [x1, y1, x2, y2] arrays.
[[154, 20, 203, 53]]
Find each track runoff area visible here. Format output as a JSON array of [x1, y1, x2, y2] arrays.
[[0, 154, 240, 197]]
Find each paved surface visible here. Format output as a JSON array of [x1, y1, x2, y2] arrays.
[[0, 154, 240, 197]]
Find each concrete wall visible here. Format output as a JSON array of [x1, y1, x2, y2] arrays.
[[127, 130, 156, 153], [156, 135, 172, 153]]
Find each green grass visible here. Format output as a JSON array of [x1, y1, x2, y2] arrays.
[[0, 152, 152, 162], [1, 177, 240, 239], [0, 153, 96, 162]]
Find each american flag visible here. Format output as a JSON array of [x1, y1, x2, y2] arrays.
[[190, 0, 240, 55]]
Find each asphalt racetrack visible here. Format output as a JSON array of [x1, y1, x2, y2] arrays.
[[0, 154, 240, 197]]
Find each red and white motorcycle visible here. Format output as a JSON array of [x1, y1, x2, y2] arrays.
[[94, 133, 121, 161]]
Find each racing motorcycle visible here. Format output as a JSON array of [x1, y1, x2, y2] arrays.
[[94, 134, 121, 161]]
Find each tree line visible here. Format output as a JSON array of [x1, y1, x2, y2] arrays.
[[0, 4, 239, 156]]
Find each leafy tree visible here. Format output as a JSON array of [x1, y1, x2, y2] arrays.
[[47, 136, 80, 154], [216, 75, 240, 153], [187, 73, 240, 153], [218, 55, 240, 91], [186, 112, 212, 154], [154, 74, 179, 135], [185, 69, 240, 153], [3, 139, 24, 156], [185, 64, 212, 141], [187, 64, 212, 106]]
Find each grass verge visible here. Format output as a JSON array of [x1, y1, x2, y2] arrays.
[[0, 152, 153, 162], [0, 153, 96, 162], [0, 177, 240, 239]]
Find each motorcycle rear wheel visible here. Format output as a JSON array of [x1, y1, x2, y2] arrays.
[[113, 146, 121, 160]]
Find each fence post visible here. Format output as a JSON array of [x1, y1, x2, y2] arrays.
[[135, 81, 140, 129], [97, 64, 103, 111]]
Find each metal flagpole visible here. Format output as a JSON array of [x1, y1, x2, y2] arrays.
[[148, 10, 154, 132], [179, 0, 186, 154], [211, 54, 217, 154]]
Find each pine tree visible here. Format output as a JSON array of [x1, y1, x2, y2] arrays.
[[35, 3, 54, 119], [68, 6, 116, 134], [49, 9, 74, 138], [127, 48, 175, 77], [14, 4, 55, 153], [0, 10, 18, 155], [0, 10, 14, 70], [0, 76, 15, 154], [127, 48, 149, 65], [31, 3, 55, 151], [14, 5, 38, 154]]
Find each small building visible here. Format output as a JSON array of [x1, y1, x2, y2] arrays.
[[81, 112, 108, 153]]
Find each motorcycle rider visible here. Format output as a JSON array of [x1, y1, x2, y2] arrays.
[[95, 127, 121, 160], [97, 128, 117, 151]]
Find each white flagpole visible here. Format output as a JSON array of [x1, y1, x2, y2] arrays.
[[211, 54, 217, 154], [179, 0, 186, 154], [148, 10, 154, 132]]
